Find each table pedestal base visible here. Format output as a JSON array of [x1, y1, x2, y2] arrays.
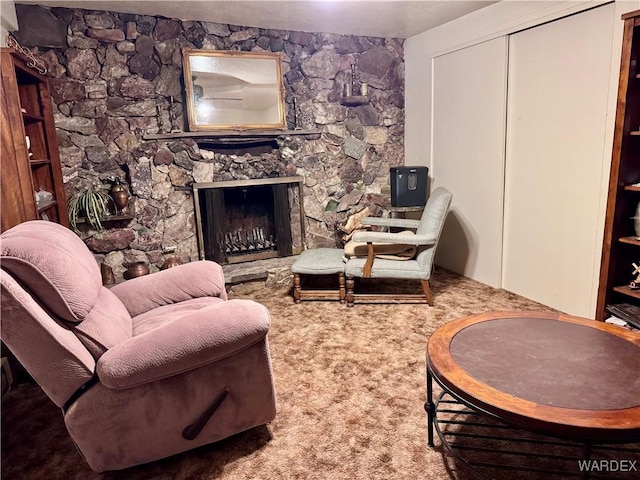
[[425, 374, 640, 480]]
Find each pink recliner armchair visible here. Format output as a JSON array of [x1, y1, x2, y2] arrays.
[[0, 220, 276, 472]]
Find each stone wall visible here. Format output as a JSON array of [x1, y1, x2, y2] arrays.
[[15, 5, 404, 279]]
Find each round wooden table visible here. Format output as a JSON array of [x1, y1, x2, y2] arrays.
[[425, 311, 640, 448]]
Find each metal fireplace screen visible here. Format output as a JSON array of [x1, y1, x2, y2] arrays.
[[193, 177, 304, 264]]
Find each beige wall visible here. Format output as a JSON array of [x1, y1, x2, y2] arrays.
[[404, 0, 640, 316], [0, 0, 18, 46]]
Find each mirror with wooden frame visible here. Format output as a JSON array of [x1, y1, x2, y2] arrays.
[[183, 49, 286, 131]]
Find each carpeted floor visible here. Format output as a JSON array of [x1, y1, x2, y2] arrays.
[[1, 269, 637, 479]]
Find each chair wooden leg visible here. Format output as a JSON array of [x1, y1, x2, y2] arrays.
[[421, 279, 434, 306], [346, 276, 355, 307], [293, 273, 301, 304], [338, 273, 346, 304]]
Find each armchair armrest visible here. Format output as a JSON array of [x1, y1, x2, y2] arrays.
[[110, 261, 227, 317], [352, 231, 436, 246], [361, 217, 421, 229], [96, 299, 270, 389]]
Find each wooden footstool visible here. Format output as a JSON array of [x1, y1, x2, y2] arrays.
[[291, 248, 346, 304]]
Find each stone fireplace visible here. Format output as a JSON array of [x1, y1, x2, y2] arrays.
[[193, 176, 304, 264], [14, 5, 405, 281]]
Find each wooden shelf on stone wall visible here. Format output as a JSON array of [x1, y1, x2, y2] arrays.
[[143, 129, 321, 144], [74, 214, 134, 225], [340, 95, 370, 106]]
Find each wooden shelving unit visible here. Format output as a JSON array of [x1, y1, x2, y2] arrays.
[[619, 236, 640, 246], [612, 285, 640, 301], [613, 286, 640, 302], [596, 10, 640, 321], [1, 48, 69, 232]]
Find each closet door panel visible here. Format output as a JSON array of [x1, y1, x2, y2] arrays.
[[502, 4, 615, 317], [432, 37, 508, 288]]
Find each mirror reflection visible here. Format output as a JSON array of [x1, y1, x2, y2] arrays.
[[183, 49, 286, 131]]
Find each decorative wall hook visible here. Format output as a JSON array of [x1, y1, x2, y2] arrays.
[[5, 34, 47, 75]]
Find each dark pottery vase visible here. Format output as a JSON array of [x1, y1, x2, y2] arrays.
[[110, 179, 129, 214]]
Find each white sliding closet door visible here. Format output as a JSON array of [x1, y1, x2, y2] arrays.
[[432, 37, 507, 288], [502, 4, 615, 317]]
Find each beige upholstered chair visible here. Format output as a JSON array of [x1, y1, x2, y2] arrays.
[[1, 221, 276, 472], [344, 186, 452, 306]]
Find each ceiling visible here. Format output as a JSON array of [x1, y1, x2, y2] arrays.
[[20, 1, 497, 38]]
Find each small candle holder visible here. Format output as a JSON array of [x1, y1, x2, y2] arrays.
[[169, 96, 181, 133], [156, 105, 166, 134], [350, 64, 359, 96], [293, 97, 301, 130]]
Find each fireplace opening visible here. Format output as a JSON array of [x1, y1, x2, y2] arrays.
[[222, 185, 279, 259], [194, 177, 304, 265]]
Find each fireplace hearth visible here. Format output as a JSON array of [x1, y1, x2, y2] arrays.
[[194, 177, 305, 265]]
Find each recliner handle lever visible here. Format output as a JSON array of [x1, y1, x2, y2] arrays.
[[182, 387, 229, 440]]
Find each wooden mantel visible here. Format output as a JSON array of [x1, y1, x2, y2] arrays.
[[143, 129, 320, 142]]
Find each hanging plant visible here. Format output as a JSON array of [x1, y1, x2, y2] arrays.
[[67, 186, 114, 231]]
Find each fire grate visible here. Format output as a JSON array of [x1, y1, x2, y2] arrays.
[[193, 176, 305, 264]]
